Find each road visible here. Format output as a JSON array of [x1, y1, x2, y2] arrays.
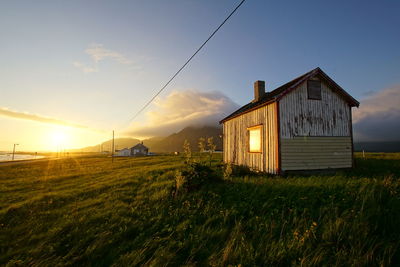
[[0, 157, 60, 167]]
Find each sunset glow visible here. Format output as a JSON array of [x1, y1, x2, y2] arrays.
[[50, 129, 69, 147], [39, 126, 107, 152]]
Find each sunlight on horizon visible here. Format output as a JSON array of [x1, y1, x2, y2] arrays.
[[50, 127, 70, 148], [0, 117, 109, 152], [42, 125, 109, 152]]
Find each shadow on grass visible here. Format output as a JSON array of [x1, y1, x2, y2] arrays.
[[345, 157, 400, 178], [282, 156, 400, 179]]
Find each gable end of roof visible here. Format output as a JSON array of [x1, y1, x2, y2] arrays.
[[220, 67, 360, 124]]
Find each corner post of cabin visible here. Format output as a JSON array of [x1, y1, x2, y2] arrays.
[[222, 123, 225, 164], [275, 101, 281, 175], [349, 105, 355, 168]]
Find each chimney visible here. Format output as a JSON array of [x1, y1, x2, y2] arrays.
[[253, 80, 265, 102]]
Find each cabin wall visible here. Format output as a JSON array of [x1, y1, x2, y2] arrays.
[[281, 137, 352, 170], [223, 102, 278, 173], [279, 78, 353, 171]]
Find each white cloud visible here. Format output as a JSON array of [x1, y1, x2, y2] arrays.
[[73, 43, 132, 73], [125, 90, 239, 137], [0, 107, 89, 129], [353, 85, 400, 141], [73, 62, 98, 73], [85, 43, 132, 64]]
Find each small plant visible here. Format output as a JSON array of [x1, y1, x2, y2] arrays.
[[173, 170, 187, 197], [207, 137, 216, 166], [293, 221, 318, 244], [183, 139, 192, 164], [382, 175, 399, 196], [223, 163, 233, 181], [198, 137, 206, 162]]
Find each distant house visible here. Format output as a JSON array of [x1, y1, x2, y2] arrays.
[[116, 148, 131, 157], [220, 67, 360, 174], [114, 143, 149, 157], [131, 142, 149, 156]]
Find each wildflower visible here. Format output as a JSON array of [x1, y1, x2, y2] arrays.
[[293, 230, 299, 239]]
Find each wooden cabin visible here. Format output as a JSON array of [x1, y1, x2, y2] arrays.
[[220, 67, 359, 174]]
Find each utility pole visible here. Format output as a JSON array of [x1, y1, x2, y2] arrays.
[[112, 130, 115, 163], [12, 143, 19, 160]]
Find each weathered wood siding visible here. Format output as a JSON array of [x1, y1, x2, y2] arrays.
[[281, 137, 352, 170], [223, 102, 278, 173], [279, 77, 353, 171], [280, 78, 351, 138]]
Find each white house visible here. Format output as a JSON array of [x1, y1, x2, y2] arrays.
[[116, 148, 131, 157], [115, 143, 149, 157], [131, 142, 149, 156]]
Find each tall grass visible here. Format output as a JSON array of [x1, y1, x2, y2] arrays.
[[1, 153, 399, 266]]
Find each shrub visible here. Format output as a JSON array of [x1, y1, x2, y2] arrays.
[[173, 162, 220, 197], [231, 164, 255, 176], [223, 163, 233, 181]]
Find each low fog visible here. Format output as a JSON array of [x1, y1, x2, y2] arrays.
[[353, 85, 400, 141], [126, 90, 240, 137]]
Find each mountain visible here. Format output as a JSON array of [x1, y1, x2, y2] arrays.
[[73, 137, 141, 152], [76, 126, 222, 153], [144, 126, 222, 152]]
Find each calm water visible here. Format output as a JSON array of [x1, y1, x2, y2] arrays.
[[0, 154, 45, 162]]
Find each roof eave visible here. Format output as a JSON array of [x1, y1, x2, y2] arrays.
[[219, 98, 277, 124]]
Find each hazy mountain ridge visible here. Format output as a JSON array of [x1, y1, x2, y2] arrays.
[[76, 126, 222, 153], [74, 138, 141, 153], [145, 126, 222, 152]]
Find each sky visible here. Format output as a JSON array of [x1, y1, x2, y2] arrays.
[[0, 0, 399, 151]]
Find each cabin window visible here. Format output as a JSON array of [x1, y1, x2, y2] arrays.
[[248, 125, 262, 153], [307, 80, 322, 100]]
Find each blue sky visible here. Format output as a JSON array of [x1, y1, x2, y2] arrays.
[[0, 0, 399, 150]]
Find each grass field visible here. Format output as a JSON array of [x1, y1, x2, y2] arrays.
[[1, 153, 400, 266]]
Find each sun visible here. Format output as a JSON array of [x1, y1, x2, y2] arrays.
[[50, 128, 70, 148]]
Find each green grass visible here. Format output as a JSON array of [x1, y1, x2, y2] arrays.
[[1, 153, 400, 266]]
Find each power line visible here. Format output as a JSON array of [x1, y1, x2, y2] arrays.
[[128, 0, 246, 122]]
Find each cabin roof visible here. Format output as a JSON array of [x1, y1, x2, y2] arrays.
[[220, 67, 360, 123], [131, 143, 148, 149]]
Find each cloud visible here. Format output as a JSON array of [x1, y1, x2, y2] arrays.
[[0, 107, 94, 130], [85, 43, 132, 64], [73, 43, 132, 73], [73, 62, 98, 73], [353, 85, 400, 141], [125, 90, 239, 137], [126, 86, 400, 141]]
